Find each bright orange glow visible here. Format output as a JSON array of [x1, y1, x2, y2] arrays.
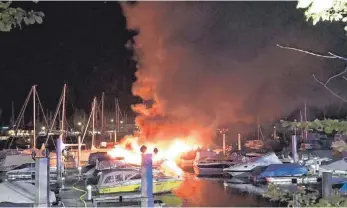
[[107, 135, 200, 175]]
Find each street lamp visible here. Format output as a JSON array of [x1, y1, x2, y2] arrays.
[[77, 122, 82, 126], [110, 119, 114, 123], [41, 126, 46, 131]]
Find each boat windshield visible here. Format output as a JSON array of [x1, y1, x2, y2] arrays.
[[12, 163, 34, 170], [103, 174, 124, 184], [125, 173, 141, 180]]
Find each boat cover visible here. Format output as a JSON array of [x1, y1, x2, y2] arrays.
[[0, 155, 34, 171], [320, 158, 347, 171], [257, 163, 308, 178], [254, 152, 282, 165], [0, 181, 56, 204]]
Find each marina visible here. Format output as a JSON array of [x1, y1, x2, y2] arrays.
[[1, 1, 347, 207]]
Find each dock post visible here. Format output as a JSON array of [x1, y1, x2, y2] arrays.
[[35, 155, 49, 207], [238, 133, 241, 151], [141, 153, 154, 207], [322, 171, 333, 198], [313, 158, 317, 175], [78, 135, 81, 171], [45, 149, 50, 207], [56, 135, 62, 188], [87, 185, 92, 200], [291, 135, 298, 163]]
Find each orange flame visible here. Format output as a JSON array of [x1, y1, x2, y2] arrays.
[[107, 135, 200, 175]]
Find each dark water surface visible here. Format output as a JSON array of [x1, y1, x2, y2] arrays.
[[157, 170, 271, 207]]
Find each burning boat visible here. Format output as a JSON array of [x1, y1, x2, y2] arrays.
[[96, 168, 183, 194], [177, 150, 197, 168]]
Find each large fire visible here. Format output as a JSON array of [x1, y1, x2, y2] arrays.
[[107, 135, 200, 175]]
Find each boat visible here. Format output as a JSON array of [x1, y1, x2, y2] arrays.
[[250, 163, 308, 184], [193, 150, 226, 176], [275, 151, 293, 163], [177, 150, 196, 168], [0, 181, 56, 205], [6, 163, 58, 184], [193, 152, 261, 177], [0, 148, 46, 172], [223, 152, 282, 178], [244, 140, 264, 150], [318, 158, 347, 175], [96, 168, 183, 194], [193, 158, 235, 176], [85, 156, 163, 186]]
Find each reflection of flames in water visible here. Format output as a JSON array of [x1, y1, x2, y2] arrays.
[[107, 135, 200, 175]]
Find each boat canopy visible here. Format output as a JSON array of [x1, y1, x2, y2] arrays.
[[0, 181, 56, 204], [257, 163, 308, 178], [320, 158, 347, 171], [88, 152, 110, 165], [96, 158, 128, 171]]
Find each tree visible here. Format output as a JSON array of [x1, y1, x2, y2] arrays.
[[297, 0, 347, 33], [281, 118, 347, 134], [0, 1, 44, 32]]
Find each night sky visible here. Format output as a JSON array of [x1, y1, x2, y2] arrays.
[[0, 1, 137, 123], [0, 1, 346, 132]]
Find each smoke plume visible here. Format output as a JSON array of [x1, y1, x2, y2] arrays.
[[123, 2, 345, 143]]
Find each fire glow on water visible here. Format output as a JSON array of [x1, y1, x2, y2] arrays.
[[107, 136, 200, 175]]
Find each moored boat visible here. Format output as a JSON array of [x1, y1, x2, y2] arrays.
[[223, 152, 282, 178], [96, 168, 183, 194]]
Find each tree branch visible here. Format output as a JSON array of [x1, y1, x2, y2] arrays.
[[277, 44, 347, 103], [276, 44, 347, 61], [312, 67, 347, 103]]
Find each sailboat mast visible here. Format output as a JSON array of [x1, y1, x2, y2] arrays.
[[115, 98, 119, 132], [304, 101, 307, 122], [92, 97, 96, 148], [33, 85, 36, 149], [300, 110, 304, 141], [257, 117, 260, 140], [11, 101, 14, 128], [304, 101, 308, 141], [101, 92, 104, 135], [61, 84, 66, 142]]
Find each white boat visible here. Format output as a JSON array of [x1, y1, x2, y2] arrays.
[[193, 151, 261, 176], [318, 158, 347, 175], [223, 152, 282, 178], [0, 181, 56, 205], [0, 153, 34, 172], [6, 163, 57, 184]]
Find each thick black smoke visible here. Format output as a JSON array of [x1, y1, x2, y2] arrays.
[[123, 2, 346, 142]]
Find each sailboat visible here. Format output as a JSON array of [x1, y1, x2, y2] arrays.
[[0, 86, 44, 172]]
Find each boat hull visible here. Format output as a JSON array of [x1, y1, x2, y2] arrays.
[[193, 166, 225, 176], [224, 170, 253, 178], [98, 179, 183, 194]]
